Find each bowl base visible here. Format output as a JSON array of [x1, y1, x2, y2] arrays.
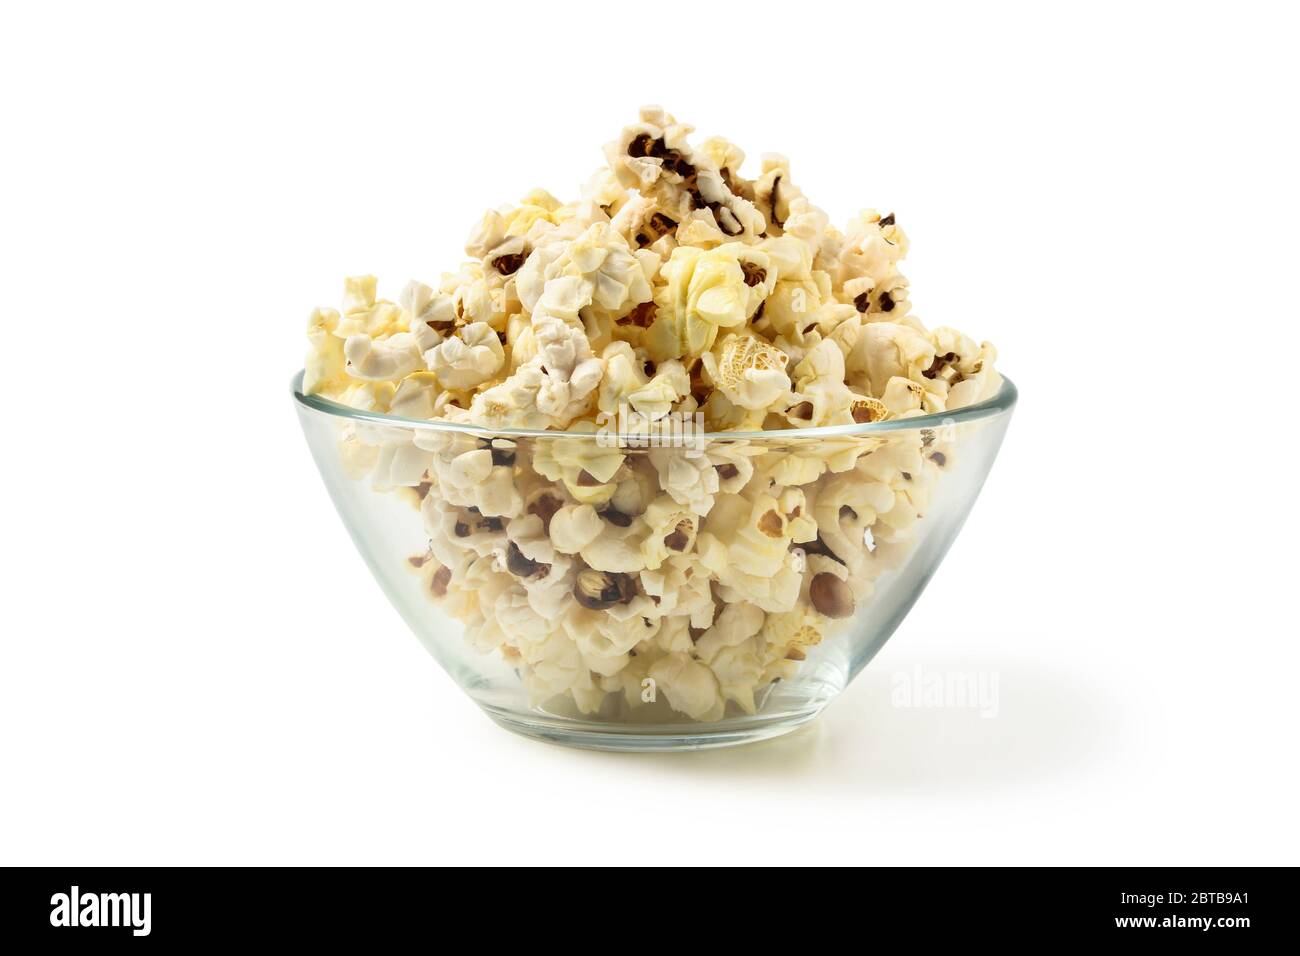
[[480, 704, 824, 752]]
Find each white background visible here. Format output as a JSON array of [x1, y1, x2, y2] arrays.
[[2, 1, 1296, 865]]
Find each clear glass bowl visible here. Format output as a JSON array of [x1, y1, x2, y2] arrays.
[[293, 371, 1016, 751]]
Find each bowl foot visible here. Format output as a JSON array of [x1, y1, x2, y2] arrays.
[[480, 704, 824, 752]]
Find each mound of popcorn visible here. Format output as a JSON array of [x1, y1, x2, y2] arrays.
[[304, 108, 1001, 722]]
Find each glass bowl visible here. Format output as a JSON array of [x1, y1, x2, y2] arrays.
[[293, 371, 1016, 751]]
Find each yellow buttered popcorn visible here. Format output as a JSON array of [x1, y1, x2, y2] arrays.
[[648, 245, 753, 360], [304, 307, 347, 396], [300, 107, 1001, 722]]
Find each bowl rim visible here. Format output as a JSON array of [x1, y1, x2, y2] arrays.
[[291, 369, 1017, 441]]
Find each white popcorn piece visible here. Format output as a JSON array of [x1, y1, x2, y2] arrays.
[[702, 333, 791, 415], [549, 504, 603, 554], [371, 440, 434, 490], [580, 516, 648, 574], [787, 338, 858, 426], [609, 461, 660, 517], [532, 427, 625, 504], [848, 321, 936, 396], [596, 341, 689, 422], [649, 447, 721, 516], [694, 601, 764, 662], [709, 637, 767, 714], [401, 281, 457, 352], [648, 652, 725, 722], [343, 332, 423, 382], [428, 322, 505, 390], [388, 371, 439, 419], [528, 222, 653, 325], [605, 107, 765, 245], [638, 495, 698, 570]]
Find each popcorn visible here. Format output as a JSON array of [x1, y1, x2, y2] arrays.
[[427, 322, 505, 390], [709, 637, 767, 713], [702, 333, 791, 415], [532, 428, 625, 504], [304, 307, 347, 395], [549, 503, 604, 555], [694, 601, 764, 662], [606, 107, 765, 245], [344, 333, 423, 382], [335, 276, 407, 339], [648, 652, 725, 722], [301, 108, 1001, 723], [531, 313, 604, 422], [389, 371, 439, 419], [788, 338, 858, 426], [371, 439, 433, 489], [648, 245, 754, 361], [517, 222, 653, 326], [597, 341, 690, 422], [638, 495, 699, 571], [649, 447, 720, 516], [848, 321, 935, 397], [580, 517, 647, 574]]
